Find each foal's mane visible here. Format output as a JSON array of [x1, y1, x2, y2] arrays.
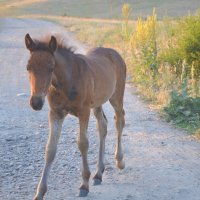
[[34, 33, 85, 54]]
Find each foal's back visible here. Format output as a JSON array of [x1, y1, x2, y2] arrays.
[[87, 47, 126, 75], [84, 47, 126, 107]]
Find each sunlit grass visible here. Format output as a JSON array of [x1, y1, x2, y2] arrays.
[[1, 0, 200, 19]]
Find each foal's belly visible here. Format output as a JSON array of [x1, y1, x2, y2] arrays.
[[90, 72, 117, 108], [91, 92, 114, 108]]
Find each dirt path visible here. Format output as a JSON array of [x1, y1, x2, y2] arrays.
[[0, 18, 200, 200]]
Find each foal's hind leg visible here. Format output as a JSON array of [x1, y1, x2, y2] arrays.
[[109, 96, 125, 170], [34, 111, 64, 200], [93, 106, 107, 185]]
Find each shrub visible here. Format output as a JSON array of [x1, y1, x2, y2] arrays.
[[177, 11, 200, 78], [159, 11, 200, 78], [164, 91, 200, 131], [164, 62, 200, 132]]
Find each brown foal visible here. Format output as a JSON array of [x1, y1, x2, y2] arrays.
[[25, 33, 126, 199]]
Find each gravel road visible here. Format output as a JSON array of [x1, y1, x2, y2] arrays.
[[0, 18, 200, 200]]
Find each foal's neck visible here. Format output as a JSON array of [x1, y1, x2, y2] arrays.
[[52, 49, 81, 97]]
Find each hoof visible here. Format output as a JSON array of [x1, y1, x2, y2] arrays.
[[93, 178, 102, 186], [33, 197, 40, 200], [33, 196, 42, 200], [116, 160, 125, 170], [78, 188, 89, 197]]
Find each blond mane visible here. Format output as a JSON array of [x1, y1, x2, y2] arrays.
[[35, 32, 86, 54]]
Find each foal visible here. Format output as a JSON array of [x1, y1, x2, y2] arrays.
[[25, 33, 126, 199]]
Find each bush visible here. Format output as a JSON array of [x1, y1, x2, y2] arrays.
[[177, 11, 200, 77], [164, 61, 200, 132], [159, 11, 200, 78], [164, 91, 200, 131]]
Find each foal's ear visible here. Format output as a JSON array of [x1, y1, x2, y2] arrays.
[[25, 33, 36, 51], [49, 36, 57, 53]]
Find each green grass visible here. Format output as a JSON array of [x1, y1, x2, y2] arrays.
[[1, 0, 200, 19]]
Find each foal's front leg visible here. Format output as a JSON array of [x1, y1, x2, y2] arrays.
[[93, 107, 107, 185], [34, 111, 64, 200], [77, 108, 91, 197]]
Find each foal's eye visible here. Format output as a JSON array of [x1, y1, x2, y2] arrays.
[[26, 66, 31, 71]]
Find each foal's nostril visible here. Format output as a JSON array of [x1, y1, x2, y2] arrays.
[[30, 96, 44, 111]]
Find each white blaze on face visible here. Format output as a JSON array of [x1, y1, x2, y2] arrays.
[[29, 72, 46, 100], [28, 51, 55, 99]]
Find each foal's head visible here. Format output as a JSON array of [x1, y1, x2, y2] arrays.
[[25, 34, 57, 110]]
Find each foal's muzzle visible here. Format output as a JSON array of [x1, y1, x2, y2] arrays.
[[30, 96, 44, 111]]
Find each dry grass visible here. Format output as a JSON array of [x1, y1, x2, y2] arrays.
[[18, 15, 128, 24], [0, 0, 47, 10], [0, 0, 200, 19]]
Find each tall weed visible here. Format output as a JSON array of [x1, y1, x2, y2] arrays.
[[130, 8, 158, 81], [122, 3, 131, 41]]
